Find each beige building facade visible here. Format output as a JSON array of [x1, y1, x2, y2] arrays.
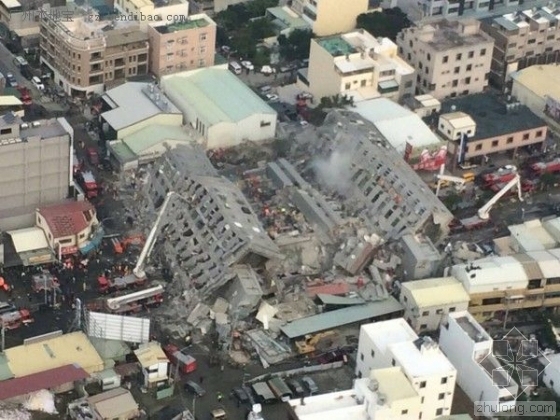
[[290, 0, 369, 37], [148, 13, 216, 78], [397, 19, 494, 100], [40, 15, 149, 96], [299, 29, 415, 103], [481, 6, 560, 91], [114, 0, 189, 26]]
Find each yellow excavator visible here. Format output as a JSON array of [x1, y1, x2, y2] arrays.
[[295, 331, 337, 354]]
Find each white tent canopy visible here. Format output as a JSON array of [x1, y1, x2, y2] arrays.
[[8, 227, 50, 253]]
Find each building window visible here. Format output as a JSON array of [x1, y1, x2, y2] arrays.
[[419, 381, 426, 388], [260, 121, 271, 127], [360, 353, 364, 361], [436, 309, 443, 314], [345, 83, 351, 90], [523, 133, 530, 140], [421, 397, 425, 404], [452, 80, 458, 87], [507, 136, 513, 144], [492, 140, 499, 147], [442, 56, 448, 63], [475, 144, 482, 151], [436, 409, 444, 416], [454, 66, 460, 74], [420, 324, 427, 329], [200, 33, 207, 41], [200, 46, 207, 54], [456, 53, 462, 60], [465, 77, 471, 84], [361, 80, 366, 87], [468, 51, 474, 58], [466, 64, 472, 71], [371, 350, 375, 357], [441, 377, 448, 384], [422, 311, 429, 316], [480, 48, 486, 56], [404, 80, 412, 88], [402, 410, 408, 415], [439, 393, 445, 400], [449, 307, 456, 312], [537, 130, 543, 137], [392, 358, 396, 366]]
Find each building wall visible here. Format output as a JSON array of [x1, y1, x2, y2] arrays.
[[417, 0, 532, 18], [203, 113, 276, 149], [447, 125, 547, 160], [293, 0, 368, 37], [543, 361, 560, 397], [214, 0, 246, 12], [397, 23, 494, 100], [439, 313, 517, 407], [116, 113, 183, 139], [511, 80, 547, 119], [40, 17, 149, 95], [114, 0, 155, 17], [438, 117, 476, 141], [148, 15, 216, 78], [401, 294, 469, 333], [143, 361, 168, 387], [304, 39, 343, 99], [480, 13, 560, 91]]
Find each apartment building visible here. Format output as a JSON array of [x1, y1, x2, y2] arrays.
[[400, 277, 470, 333], [397, 19, 494, 100], [416, 0, 548, 19], [0, 113, 73, 231], [480, 5, 560, 90], [114, 0, 189, 26], [299, 29, 415, 103], [148, 13, 216, 78], [356, 319, 457, 419], [439, 311, 518, 410], [287, 368, 423, 420], [290, 0, 369, 36], [40, 15, 149, 96], [439, 93, 547, 162]]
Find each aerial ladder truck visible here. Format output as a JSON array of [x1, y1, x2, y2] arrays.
[[434, 164, 468, 197], [451, 174, 523, 232]]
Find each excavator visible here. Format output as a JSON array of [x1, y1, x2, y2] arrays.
[[295, 331, 338, 354]]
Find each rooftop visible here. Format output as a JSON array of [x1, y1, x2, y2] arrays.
[[409, 19, 494, 51], [280, 298, 403, 339], [509, 218, 558, 251], [5, 331, 104, 377], [88, 388, 139, 419], [121, 124, 197, 155], [391, 337, 456, 377], [440, 112, 476, 129], [101, 82, 181, 132], [440, 93, 546, 141], [353, 98, 443, 154], [267, 6, 309, 31], [451, 311, 491, 343], [288, 388, 368, 420], [317, 35, 356, 56], [372, 367, 419, 403], [134, 342, 168, 368], [38, 201, 95, 238], [402, 277, 470, 308], [492, 6, 560, 31], [155, 14, 214, 34], [162, 68, 277, 125], [0, 364, 88, 400], [361, 318, 417, 354], [105, 27, 148, 48], [511, 64, 560, 103]]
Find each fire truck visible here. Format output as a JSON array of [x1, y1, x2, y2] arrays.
[[482, 165, 517, 187], [489, 179, 538, 194], [77, 170, 99, 199], [97, 274, 147, 294], [530, 158, 560, 176], [87, 285, 164, 315], [164, 344, 197, 374], [0, 303, 33, 330]]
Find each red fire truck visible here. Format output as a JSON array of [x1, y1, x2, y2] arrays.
[[163, 344, 197, 374], [0, 303, 33, 330], [97, 274, 147, 294], [86, 285, 164, 315]]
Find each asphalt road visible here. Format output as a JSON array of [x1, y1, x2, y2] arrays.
[[0, 41, 42, 98]]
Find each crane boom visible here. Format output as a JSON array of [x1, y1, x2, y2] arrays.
[[478, 174, 523, 220], [133, 191, 184, 279], [435, 164, 467, 196]]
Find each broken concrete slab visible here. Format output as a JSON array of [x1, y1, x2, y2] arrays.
[[187, 303, 210, 326], [213, 298, 229, 314]]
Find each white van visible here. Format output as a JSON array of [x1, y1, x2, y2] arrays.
[[228, 61, 242, 75], [13, 56, 28, 67]]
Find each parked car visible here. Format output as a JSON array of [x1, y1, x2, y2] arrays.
[[241, 60, 254, 71], [297, 92, 313, 100], [6, 73, 17, 88], [259, 85, 272, 94], [184, 380, 206, 397], [211, 408, 227, 419], [260, 65, 275, 75], [286, 379, 305, 396], [301, 376, 319, 395], [21, 66, 33, 80], [87, 147, 99, 165], [32, 76, 45, 91], [265, 93, 279, 102], [232, 386, 250, 404]]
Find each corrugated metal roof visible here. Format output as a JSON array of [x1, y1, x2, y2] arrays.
[[0, 364, 88, 400], [134, 342, 168, 368], [280, 298, 403, 339], [7, 227, 50, 253], [514, 254, 544, 280], [402, 277, 469, 308], [316, 294, 366, 306], [527, 250, 560, 278], [88, 388, 138, 418]]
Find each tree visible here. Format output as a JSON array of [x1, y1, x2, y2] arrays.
[[356, 7, 412, 41], [278, 29, 312, 61], [216, 0, 278, 32], [540, 173, 556, 191]]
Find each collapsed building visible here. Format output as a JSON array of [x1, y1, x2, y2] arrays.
[[137, 145, 280, 317], [294, 110, 453, 242]]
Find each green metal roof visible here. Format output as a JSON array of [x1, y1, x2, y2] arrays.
[[122, 125, 191, 155], [109, 141, 137, 164], [317, 36, 356, 57], [164, 68, 277, 125], [0, 354, 14, 381], [267, 6, 309, 30]]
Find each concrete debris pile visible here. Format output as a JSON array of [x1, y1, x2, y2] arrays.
[[292, 109, 454, 243]]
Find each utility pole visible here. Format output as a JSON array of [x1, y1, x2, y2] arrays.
[[1, 326, 5, 353]]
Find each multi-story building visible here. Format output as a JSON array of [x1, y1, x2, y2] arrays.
[[0, 113, 73, 231], [439, 311, 518, 410], [148, 13, 216, 78], [40, 15, 149, 96], [397, 19, 494, 100], [299, 29, 415, 102], [289, 0, 369, 36], [113, 0, 189, 25], [356, 319, 457, 419], [416, 0, 549, 19], [400, 277, 470, 333], [439, 93, 547, 162], [450, 218, 560, 320], [480, 5, 560, 90]]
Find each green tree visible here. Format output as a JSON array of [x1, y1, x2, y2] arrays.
[[356, 7, 412, 41], [278, 29, 313, 61], [540, 173, 556, 191], [216, 0, 278, 32]]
